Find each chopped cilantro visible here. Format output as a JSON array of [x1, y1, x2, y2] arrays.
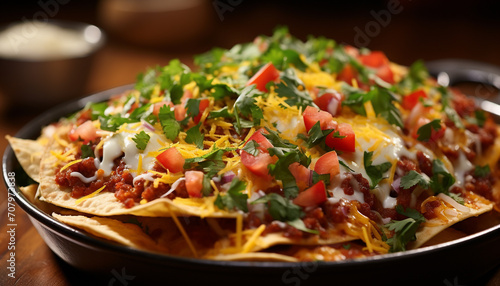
[[339, 160, 354, 172], [252, 193, 302, 221], [99, 115, 134, 132], [343, 87, 403, 128], [81, 143, 95, 159], [297, 121, 334, 151], [184, 147, 234, 177], [264, 128, 310, 198], [214, 178, 248, 212], [132, 131, 150, 151], [449, 193, 465, 205], [185, 123, 204, 149], [287, 218, 319, 235], [274, 69, 315, 110], [242, 140, 260, 156], [208, 106, 234, 120], [385, 205, 425, 252], [399, 170, 430, 190], [233, 85, 264, 134], [158, 105, 180, 140], [429, 159, 455, 195], [467, 110, 486, 127], [311, 171, 330, 186], [474, 165, 491, 178], [416, 119, 442, 142], [396, 60, 429, 92], [363, 151, 392, 189]]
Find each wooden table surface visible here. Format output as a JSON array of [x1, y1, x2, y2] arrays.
[[2, 1, 500, 285]]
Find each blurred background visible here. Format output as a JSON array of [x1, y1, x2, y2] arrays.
[[0, 0, 499, 109], [0, 0, 499, 113], [2, 1, 500, 285]]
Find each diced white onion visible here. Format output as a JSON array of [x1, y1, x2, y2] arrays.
[[437, 193, 470, 213]]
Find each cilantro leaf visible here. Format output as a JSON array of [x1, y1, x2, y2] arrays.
[[298, 121, 333, 150], [184, 147, 235, 177], [399, 170, 430, 190], [132, 131, 150, 151], [99, 115, 134, 132], [214, 178, 248, 212], [343, 87, 403, 128], [158, 105, 180, 140], [449, 193, 465, 205], [185, 98, 202, 119], [185, 123, 204, 149], [438, 86, 465, 129], [252, 193, 303, 222], [364, 151, 392, 189], [264, 128, 311, 198], [339, 160, 354, 172], [208, 106, 234, 119], [429, 159, 455, 195], [416, 119, 442, 142], [474, 164, 491, 178], [274, 69, 315, 110], [81, 143, 95, 159], [233, 85, 264, 134], [385, 205, 425, 252], [287, 218, 319, 235], [242, 140, 260, 156], [396, 60, 429, 92]]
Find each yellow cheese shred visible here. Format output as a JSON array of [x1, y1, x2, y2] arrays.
[[167, 206, 198, 258], [241, 224, 266, 253], [236, 214, 243, 249], [74, 185, 106, 205], [59, 159, 82, 172]]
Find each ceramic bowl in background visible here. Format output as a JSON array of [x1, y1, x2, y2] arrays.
[[0, 20, 105, 110]]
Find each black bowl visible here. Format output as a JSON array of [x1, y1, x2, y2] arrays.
[[4, 70, 500, 285]]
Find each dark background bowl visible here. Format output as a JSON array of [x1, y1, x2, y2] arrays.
[[0, 20, 105, 110]]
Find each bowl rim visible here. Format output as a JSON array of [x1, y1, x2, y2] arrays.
[[0, 19, 106, 62], [4, 83, 500, 272]]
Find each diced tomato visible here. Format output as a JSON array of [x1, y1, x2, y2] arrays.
[[314, 151, 340, 181], [325, 123, 356, 152], [246, 62, 280, 92], [152, 101, 174, 116], [246, 128, 273, 150], [337, 64, 357, 85], [402, 89, 428, 110], [375, 64, 395, 84], [241, 128, 276, 177], [293, 181, 327, 207], [358, 51, 394, 84], [358, 51, 389, 68], [173, 90, 193, 121], [193, 98, 210, 124], [185, 170, 204, 198], [156, 148, 185, 173], [241, 152, 276, 177], [289, 162, 311, 190], [313, 90, 344, 116], [69, 120, 97, 143], [411, 117, 446, 141], [303, 106, 334, 132]]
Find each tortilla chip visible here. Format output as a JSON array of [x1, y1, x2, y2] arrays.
[[409, 192, 493, 249], [208, 252, 299, 262], [53, 214, 168, 253], [6, 136, 45, 182], [37, 126, 238, 218]]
